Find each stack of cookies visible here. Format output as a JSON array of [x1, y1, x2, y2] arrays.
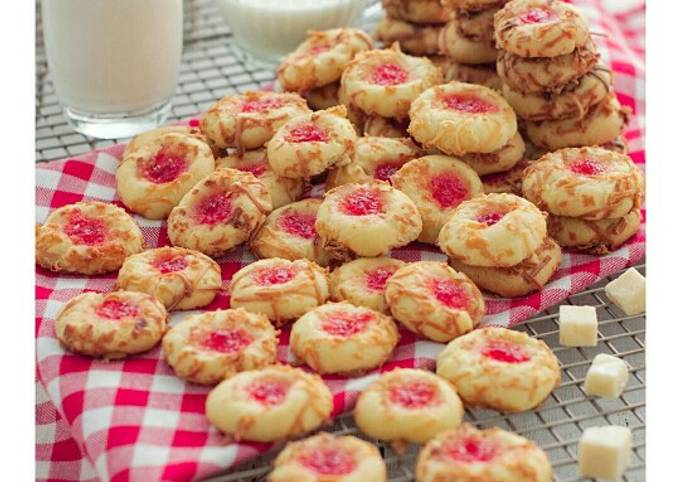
[[493, 0, 629, 152]]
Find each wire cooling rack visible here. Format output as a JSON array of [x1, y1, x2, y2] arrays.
[[35, 1, 645, 481]]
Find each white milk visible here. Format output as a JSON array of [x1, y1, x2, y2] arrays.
[[41, 0, 183, 114]]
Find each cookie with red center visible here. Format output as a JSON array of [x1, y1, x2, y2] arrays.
[[201, 91, 311, 151], [325, 136, 424, 191], [384, 261, 485, 342], [459, 132, 526, 176], [416, 424, 553, 482], [522, 147, 645, 220], [409, 81, 517, 156], [229, 258, 329, 326], [290, 302, 400, 374], [339, 46, 443, 120], [437, 327, 560, 412], [494, 0, 590, 58], [277, 28, 373, 93], [439, 14, 498, 65], [270, 432, 387, 482], [117, 247, 222, 311], [391, 155, 483, 244], [548, 209, 642, 254], [205, 365, 333, 442], [329, 257, 406, 313], [316, 181, 423, 260], [216, 148, 304, 209], [162, 308, 278, 385], [36, 201, 144, 275], [123, 124, 224, 160], [167, 168, 272, 257], [438, 193, 547, 268], [354, 368, 464, 444], [374, 16, 443, 56], [382, 0, 452, 24], [55, 291, 167, 359]]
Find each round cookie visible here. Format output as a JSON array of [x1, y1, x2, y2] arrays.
[[436, 327, 561, 412], [229, 258, 330, 326], [167, 168, 272, 257], [448, 236, 562, 297], [123, 124, 223, 160], [438, 17, 498, 65], [391, 155, 483, 244], [55, 291, 167, 359], [162, 308, 278, 385], [453, 7, 499, 42], [303, 81, 340, 111], [415, 424, 553, 482], [269, 432, 388, 482], [363, 115, 410, 138], [36, 201, 144, 275], [205, 365, 333, 442], [354, 368, 464, 444], [339, 46, 443, 120], [522, 147, 645, 220], [494, 0, 590, 58], [438, 193, 547, 267], [290, 302, 400, 375], [443, 62, 503, 90], [117, 247, 222, 311], [329, 257, 406, 313], [548, 210, 641, 254], [201, 91, 311, 150], [315, 181, 423, 260], [374, 16, 442, 56], [459, 132, 526, 175], [216, 148, 304, 210], [382, 0, 452, 24], [408, 81, 518, 156], [267, 106, 357, 179]]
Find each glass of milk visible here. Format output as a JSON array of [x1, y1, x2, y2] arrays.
[[41, 0, 183, 139]]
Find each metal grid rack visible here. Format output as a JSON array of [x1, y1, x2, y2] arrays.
[[35, 1, 645, 481]]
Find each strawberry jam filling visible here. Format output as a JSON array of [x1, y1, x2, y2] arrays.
[[365, 266, 398, 292], [298, 448, 356, 475], [373, 162, 402, 182], [240, 98, 282, 113], [253, 266, 296, 286], [340, 189, 384, 216], [569, 159, 607, 176], [95, 299, 139, 320], [518, 8, 558, 24], [140, 148, 187, 184], [248, 379, 289, 405], [238, 163, 268, 178], [431, 279, 469, 310], [322, 311, 373, 337], [278, 211, 317, 239], [481, 340, 531, 363], [442, 94, 498, 114], [152, 255, 189, 274], [285, 123, 329, 143], [430, 174, 469, 208], [389, 380, 437, 408], [202, 328, 252, 353], [194, 193, 233, 225], [477, 212, 505, 226], [64, 212, 108, 245], [371, 63, 409, 86], [445, 437, 497, 463]]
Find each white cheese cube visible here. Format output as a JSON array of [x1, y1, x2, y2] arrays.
[[579, 425, 632, 480], [559, 305, 598, 346], [584, 354, 629, 399], [605, 268, 646, 316]]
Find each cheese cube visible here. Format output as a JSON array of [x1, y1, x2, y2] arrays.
[[584, 354, 629, 399], [605, 268, 646, 316], [579, 425, 632, 480], [559, 305, 598, 346]]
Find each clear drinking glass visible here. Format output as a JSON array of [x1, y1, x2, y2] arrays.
[[40, 0, 183, 139]]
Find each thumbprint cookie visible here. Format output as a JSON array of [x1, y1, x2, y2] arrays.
[[438, 17, 498, 65], [162, 308, 278, 385], [216, 149, 304, 210], [374, 17, 442, 56], [55, 291, 167, 359], [408, 81, 517, 156], [205, 365, 333, 442], [354, 368, 464, 444], [36, 201, 143, 275], [326, 136, 424, 191], [116, 247, 222, 311], [201, 91, 311, 151], [436, 327, 560, 412], [383, 0, 452, 24], [339, 46, 443, 120], [277, 28, 373, 93], [303, 81, 341, 111], [267, 106, 357, 179], [391, 155, 483, 244], [415, 424, 553, 482], [384, 261, 485, 342], [269, 432, 387, 482], [123, 124, 222, 159], [290, 302, 400, 375], [494, 0, 590, 58], [116, 131, 215, 219], [167, 168, 272, 257], [229, 258, 330, 326], [329, 257, 406, 313], [316, 181, 423, 260], [438, 193, 547, 268], [459, 132, 526, 176], [548, 210, 642, 254]]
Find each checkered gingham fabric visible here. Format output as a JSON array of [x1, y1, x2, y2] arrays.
[[35, 1, 646, 481]]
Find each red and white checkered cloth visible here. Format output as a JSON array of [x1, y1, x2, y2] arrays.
[[35, 1, 645, 480]]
